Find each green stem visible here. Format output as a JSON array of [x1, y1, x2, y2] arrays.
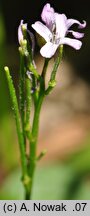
[[25, 191, 31, 200], [4, 67, 27, 178], [51, 45, 63, 80], [19, 52, 26, 143], [25, 77, 32, 136], [42, 58, 49, 79], [29, 93, 44, 199], [41, 58, 49, 91], [45, 45, 63, 95], [28, 63, 39, 79]]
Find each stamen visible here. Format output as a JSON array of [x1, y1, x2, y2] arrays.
[[52, 23, 56, 32], [49, 32, 60, 44]]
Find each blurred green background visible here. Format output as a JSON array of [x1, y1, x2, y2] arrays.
[[0, 0, 90, 199]]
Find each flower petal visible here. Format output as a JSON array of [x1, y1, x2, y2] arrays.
[[41, 3, 55, 30], [32, 21, 52, 42], [68, 30, 84, 39], [18, 20, 27, 44], [40, 42, 58, 58], [59, 37, 82, 50], [67, 19, 86, 29], [55, 13, 67, 38]]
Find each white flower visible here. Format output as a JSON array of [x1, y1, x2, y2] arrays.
[[32, 3, 86, 58]]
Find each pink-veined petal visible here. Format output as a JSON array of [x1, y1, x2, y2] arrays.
[[41, 3, 55, 30], [68, 30, 84, 39], [67, 19, 86, 29], [40, 42, 58, 58], [32, 21, 52, 42], [55, 13, 67, 38], [59, 37, 82, 50]]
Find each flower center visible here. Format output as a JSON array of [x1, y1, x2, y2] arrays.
[[49, 32, 60, 44], [49, 23, 60, 45]]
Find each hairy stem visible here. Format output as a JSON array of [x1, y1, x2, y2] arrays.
[[4, 67, 27, 178]]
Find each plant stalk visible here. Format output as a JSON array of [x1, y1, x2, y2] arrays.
[[25, 93, 44, 199]]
